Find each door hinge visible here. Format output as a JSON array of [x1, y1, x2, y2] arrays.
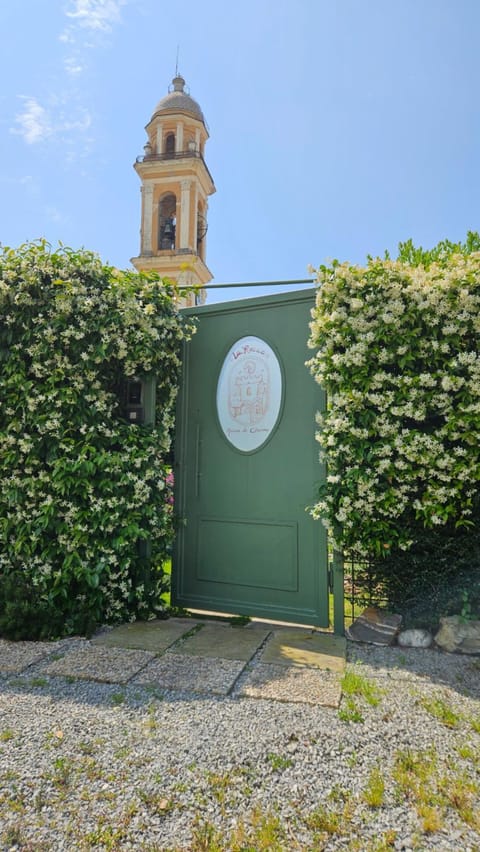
[[328, 565, 334, 594]]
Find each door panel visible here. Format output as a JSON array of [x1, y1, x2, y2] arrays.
[[172, 289, 328, 626]]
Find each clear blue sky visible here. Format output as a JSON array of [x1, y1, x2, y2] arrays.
[[1, 0, 479, 303]]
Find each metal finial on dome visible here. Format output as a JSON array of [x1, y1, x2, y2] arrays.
[[172, 75, 186, 92], [153, 75, 206, 125]]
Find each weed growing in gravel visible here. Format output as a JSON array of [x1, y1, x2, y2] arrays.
[[138, 788, 174, 815], [304, 803, 346, 835], [191, 805, 290, 850], [0, 790, 26, 815], [236, 805, 288, 850], [77, 740, 95, 756], [457, 743, 476, 761], [32, 785, 48, 813], [80, 756, 104, 782], [203, 766, 255, 808], [348, 831, 399, 852], [143, 684, 164, 700], [392, 746, 480, 835], [0, 729, 15, 742], [416, 803, 444, 833], [190, 816, 224, 851], [29, 677, 48, 688], [144, 702, 157, 733], [470, 715, 480, 733], [114, 745, 131, 759], [338, 697, 364, 723], [439, 773, 480, 830], [328, 785, 352, 804], [369, 830, 398, 850], [111, 691, 126, 706], [362, 767, 385, 808], [393, 746, 438, 796], [45, 730, 66, 750], [83, 819, 127, 850], [419, 695, 461, 728], [341, 671, 382, 706], [205, 771, 234, 804], [1, 770, 19, 782], [49, 756, 75, 789], [267, 752, 293, 772], [1, 824, 27, 848], [9, 676, 48, 688]]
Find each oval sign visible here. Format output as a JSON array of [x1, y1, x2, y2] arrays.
[[216, 336, 283, 452]]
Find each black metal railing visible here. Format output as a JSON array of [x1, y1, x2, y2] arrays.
[[135, 149, 214, 183], [343, 553, 387, 624]]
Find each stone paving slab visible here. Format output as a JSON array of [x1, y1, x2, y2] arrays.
[[170, 622, 271, 661], [237, 662, 342, 706], [0, 640, 61, 674], [133, 652, 246, 696], [41, 645, 154, 684], [91, 618, 198, 654], [261, 629, 346, 672]]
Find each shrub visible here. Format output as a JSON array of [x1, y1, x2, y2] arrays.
[[0, 241, 194, 639], [308, 237, 480, 558], [308, 234, 480, 623]]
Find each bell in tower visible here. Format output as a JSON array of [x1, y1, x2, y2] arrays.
[[131, 75, 216, 306]]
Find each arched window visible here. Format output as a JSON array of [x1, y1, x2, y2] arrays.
[[158, 193, 176, 250], [165, 133, 175, 156]]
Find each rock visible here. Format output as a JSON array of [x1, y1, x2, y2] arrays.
[[397, 628, 433, 649], [434, 615, 480, 655], [346, 607, 402, 646]]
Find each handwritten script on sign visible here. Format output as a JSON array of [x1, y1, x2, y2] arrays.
[[216, 336, 283, 452]]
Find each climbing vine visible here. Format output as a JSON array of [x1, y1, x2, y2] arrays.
[[0, 241, 194, 638], [308, 235, 480, 558]]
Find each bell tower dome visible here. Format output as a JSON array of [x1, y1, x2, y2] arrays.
[[131, 75, 215, 305]]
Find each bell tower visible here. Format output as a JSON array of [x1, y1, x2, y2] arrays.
[[131, 75, 215, 305]]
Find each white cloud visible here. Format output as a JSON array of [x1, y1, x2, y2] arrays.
[[11, 96, 92, 151], [65, 0, 126, 33], [12, 1, 126, 156], [59, 31, 75, 43], [59, 1, 129, 78], [62, 110, 92, 134], [64, 57, 86, 75], [12, 98, 52, 144]]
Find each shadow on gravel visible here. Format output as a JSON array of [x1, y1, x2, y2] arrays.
[[1, 637, 479, 710], [346, 641, 480, 700]]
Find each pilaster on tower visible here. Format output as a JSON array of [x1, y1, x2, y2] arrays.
[[131, 75, 215, 306]]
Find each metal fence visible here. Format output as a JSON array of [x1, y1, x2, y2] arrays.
[[342, 552, 388, 625]]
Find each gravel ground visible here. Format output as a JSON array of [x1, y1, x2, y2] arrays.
[[0, 641, 479, 851]]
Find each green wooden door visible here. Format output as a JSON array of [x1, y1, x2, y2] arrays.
[[172, 289, 328, 626]]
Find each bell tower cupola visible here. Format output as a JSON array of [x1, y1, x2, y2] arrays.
[[131, 75, 215, 304]]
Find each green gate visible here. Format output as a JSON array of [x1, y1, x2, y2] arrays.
[[172, 289, 329, 626]]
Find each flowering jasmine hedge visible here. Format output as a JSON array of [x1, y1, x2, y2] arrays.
[[308, 243, 480, 558], [0, 242, 194, 638]]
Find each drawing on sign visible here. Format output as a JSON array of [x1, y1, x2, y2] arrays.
[[229, 357, 269, 425], [217, 336, 282, 452]]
